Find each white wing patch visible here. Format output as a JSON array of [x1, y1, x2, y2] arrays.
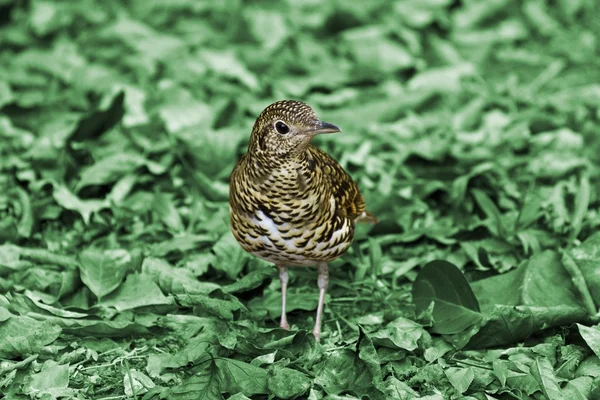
[[245, 205, 352, 265], [253, 210, 294, 250], [329, 195, 336, 214]]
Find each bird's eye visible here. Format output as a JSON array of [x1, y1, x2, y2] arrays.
[[275, 121, 290, 134]]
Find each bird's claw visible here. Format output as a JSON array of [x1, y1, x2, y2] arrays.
[[312, 329, 320, 342]]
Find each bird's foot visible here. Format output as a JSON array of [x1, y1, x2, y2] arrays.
[[280, 320, 290, 331], [312, 328, 320, 342]]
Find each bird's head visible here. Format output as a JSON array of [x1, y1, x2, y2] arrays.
[[248, 100, 341, 158]]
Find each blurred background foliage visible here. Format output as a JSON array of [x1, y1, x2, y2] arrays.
[[1, 0, 600, 398], [0, 0, 598, 270], [1, 0, 599, 277]]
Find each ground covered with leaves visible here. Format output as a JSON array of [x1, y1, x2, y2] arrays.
[[1, 0, 600, 399]]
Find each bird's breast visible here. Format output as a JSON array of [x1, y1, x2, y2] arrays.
[[229, 160, 356, 265], [230, 192, 354, 265]]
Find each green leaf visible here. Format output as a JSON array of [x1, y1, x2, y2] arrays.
[[124, 369, 155, 397], [107, 17, 185, 61], [570, 174, 590, 240], [224, 266, 274, 294], [228, 394, 252, 400], [577, 324, 600, 358], [464, 305, 587, 349], [556, 344, 586, 379], [14, 186, 34, 238], [342, 26, 413, 73], [472, 251, 585, 312], [192, 168, 231, 201], [259, 330, 316, 357], [444, 367, 474, 394], [248, 288, 321, 318], [520, 251, 584, 308], [450, 162, 495, 205], [409, 63, 477, 93], [412, 260, 483, 334], [515, 190, 544, 230], [0, 80, 14, 108], [168, 361, 221, 400], [356, 327, 385, 392], [314, 348, 382, 399], [383, 375, 420, 399], [570, 232, 600, 308], [562, 252, 596, 316], [247, 9, 289, 51], [142, 257, 220, 295], [267, 366, 311, 399], [201, 50, 259, 91], [176, 292, 245, 320], [212, 232, 249, 279], [59, 319, 150, 338], [78, 248, 141, 299], [576, 355, 600, 377], [26, 360, 70, 398], [563, 376, 593, 400], [527, 130, 588, 176], [0, 306, 10, 321], [149, 233, 216, 258], [505, 368, 541, 396], [492, 360, 508, 387], [147, 334, 216, 376], [152, 192, 185, 232], [159, 95, 213, 134], [119, 84, 150, 127], [99, 273, 174, 311], [530, 357, 563, 400], [52, 184, 108, 224], [76, 152, 147, 191], [0, 243, 25, 271], [12, 292, 88, 319], [216, 358, 268, 396], [423, 337, 453, 362], [174, 126, 240, 177], [370, 317, 424, 351], [68, 90, 125, 142], [472, 188, 509, 238], [313, 330, 385, 399], [13, 44, 85, 86], [251, 352, 277, 367], [0, 316, 61, 358]]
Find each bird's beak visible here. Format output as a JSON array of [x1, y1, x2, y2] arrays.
[[306, 120, 342, 135]]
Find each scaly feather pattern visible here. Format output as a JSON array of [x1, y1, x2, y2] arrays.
[[229, 100, 376, 266]]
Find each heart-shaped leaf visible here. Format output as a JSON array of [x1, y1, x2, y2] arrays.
[[412, 260, 483, 334], [78, 248, 142, 299]]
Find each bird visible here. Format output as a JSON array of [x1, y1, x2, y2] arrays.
[[229, 100, 377, 341]]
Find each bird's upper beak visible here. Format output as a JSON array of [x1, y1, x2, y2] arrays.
[[305, 120, 342, 135]]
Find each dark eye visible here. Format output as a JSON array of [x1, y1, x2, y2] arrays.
[[275, 120, 290, 134]]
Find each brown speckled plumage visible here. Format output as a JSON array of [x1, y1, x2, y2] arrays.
[[229, 100, 377, 340]]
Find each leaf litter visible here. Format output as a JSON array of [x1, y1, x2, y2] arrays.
[[1, 0, 600, 399]]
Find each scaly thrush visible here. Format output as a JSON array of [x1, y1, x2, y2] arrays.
[[229, 100, 377, 341]]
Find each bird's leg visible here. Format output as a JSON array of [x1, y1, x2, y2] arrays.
[[312, 262, 329, 342], [277, 264, 290, 330]]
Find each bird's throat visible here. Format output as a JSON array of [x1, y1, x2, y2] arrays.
[[245, 148, 315, 190]]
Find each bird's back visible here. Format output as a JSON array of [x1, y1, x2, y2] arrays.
[[307, 145, 369, 221]]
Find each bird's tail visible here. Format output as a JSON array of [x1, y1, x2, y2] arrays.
[[355, 210, 379, 224]]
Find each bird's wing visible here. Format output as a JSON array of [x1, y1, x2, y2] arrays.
[[229, 154, 252, 215], [309, 146, 377, 223]]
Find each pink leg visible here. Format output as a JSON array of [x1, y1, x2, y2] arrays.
[[277, 265, 290, 330], [312, 262, 328, 342]]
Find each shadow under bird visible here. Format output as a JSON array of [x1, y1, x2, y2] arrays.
[[229, 100, 378, 341]]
